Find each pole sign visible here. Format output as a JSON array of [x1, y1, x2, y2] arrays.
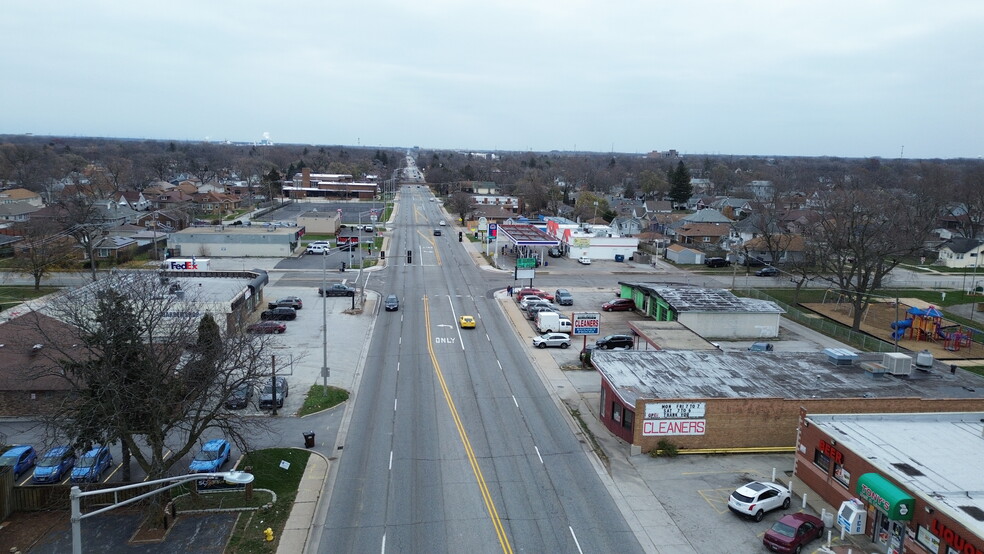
[[488, 223, 497, 237], [517, 257, 536, 268], [572, 312, 600, 336]]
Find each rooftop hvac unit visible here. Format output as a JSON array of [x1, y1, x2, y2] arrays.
[[882, 353, 913, 376]]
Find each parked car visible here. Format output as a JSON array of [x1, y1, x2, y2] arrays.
[[189, 439, 232, 473], [319, 283, 356, 297], [384, 294, 399, 311], [704, 257, 730, 268], [0, 445, 37, 479], [763, 513, 824, 553], [259, 376, 289, 409], [361, 225, 375, 232], [71, 446, 113, 483], [595, 334, 634, 349], [547, 247, 563, 258], [260, 307, 297, 321], [247, 321, 287, 334], [225, 382, 254, 409], [516, 288, 553, 302], [554, 288, 574, 306], [459, 315, 476, 328], [728, 481, 791, 521], [268, 296, 303, 310], [742, 256, 766, 267], [532, 333, 571, 349], [749, 342, 774, 352], [536, 311, 572, 334], [577, 256, 592, 265], [602, 298, 634, 312], [526, 304, 560, 320], [32, 445, 75, 484], [756, 266, 780, 277], [519, 296, 551, 310]]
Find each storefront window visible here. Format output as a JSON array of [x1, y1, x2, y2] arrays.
[[833, 463, 851, 487], [813, 449, 831, 472], [622, 408, 634, 429], [915, 525, 940, 553]]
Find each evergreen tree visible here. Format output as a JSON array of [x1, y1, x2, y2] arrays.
[[668, 161, 693, 206]]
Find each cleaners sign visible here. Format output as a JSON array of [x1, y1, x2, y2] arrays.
[[643, 419, 706, 436], [572, 312, 600, 335]]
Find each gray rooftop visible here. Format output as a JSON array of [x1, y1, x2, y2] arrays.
[[593, 349, 984, 406], [618, 283, 785, 314], [808, 412, 984, 536]]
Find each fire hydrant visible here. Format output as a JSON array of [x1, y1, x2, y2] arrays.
[[264, 527, 274, 542]]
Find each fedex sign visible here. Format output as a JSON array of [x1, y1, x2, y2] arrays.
[[163, 258, 210, 271]]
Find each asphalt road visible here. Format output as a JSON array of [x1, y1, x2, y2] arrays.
[[317, 187, 642, 553]]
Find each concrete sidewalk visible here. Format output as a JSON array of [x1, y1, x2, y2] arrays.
[[277, 451, 330, 554]]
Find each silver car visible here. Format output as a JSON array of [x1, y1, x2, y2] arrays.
[[532, 333, 571, 349]]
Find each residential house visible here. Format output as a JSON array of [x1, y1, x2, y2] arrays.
[[611, 215, 644, 236], [151, 190, 195, 211], [114, 190, 151, 211], [0, 203, 42, 226], [709, 197, 754, 219], [642, 200, 673, 215], [672, 222, 732, 248], [192, 191, 241, 215], [0, 188, 44, 207], [741, 234, 807, 265], [664, 244, 704, 265], [135, 209, 190, 232], [745, 180, 775, 199], [92, 235, 139, 261], [0, 312, 83, 417], [936, 237, 984, 269]]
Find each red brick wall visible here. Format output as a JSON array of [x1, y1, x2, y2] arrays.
[[631, 396, 984, 452]]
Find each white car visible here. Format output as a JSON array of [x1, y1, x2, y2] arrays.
[[519, 297, 551, 310], [727, 481, 791, 521], [306, 244, 328, 254], [532, 333, 571, 349], [578, 256, 592, 265], [439, 220, 446, 226]]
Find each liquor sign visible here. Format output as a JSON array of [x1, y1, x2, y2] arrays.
[[572, 312, 600, 335]]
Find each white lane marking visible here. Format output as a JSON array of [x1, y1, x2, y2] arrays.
[[497, 360, 502, 370], [381, 532, 387, 553], [394, 399, 398, 412], [388, 451, 393, 471], [512, 395, 518, 408], [396, 362, 400, 372], [534, 446, 544, 464], [569, 527, 584, 554]]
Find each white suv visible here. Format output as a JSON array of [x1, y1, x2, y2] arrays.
[[727, 481, 791, 521]]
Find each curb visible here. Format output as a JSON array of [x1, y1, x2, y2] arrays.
[[276, 449, 331, 554]]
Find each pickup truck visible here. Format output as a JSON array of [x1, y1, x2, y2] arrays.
[[318, 283, 356, 297]]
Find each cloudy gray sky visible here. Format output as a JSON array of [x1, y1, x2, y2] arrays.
[[2, 1, 982, 158]]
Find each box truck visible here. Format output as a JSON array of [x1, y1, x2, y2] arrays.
[[536, 312, 572, 334]]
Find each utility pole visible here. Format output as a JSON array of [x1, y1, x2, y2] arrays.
[[271, 355, 278, 416], [322, 250, 329, 391]]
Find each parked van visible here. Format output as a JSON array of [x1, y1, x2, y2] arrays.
[[536, 311, 572, 334]]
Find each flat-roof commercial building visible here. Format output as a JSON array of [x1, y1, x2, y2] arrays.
[[796, 410, 984, 554], [592, 349, 984, 450], [167, 225, 305, 257]]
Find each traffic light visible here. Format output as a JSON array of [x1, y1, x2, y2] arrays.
[[458, 231, 463, 242], [407, 249, 412, 264]]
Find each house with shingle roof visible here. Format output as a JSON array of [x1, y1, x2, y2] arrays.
[[0, 188, 43, 207], [936, 237, 984, 268]]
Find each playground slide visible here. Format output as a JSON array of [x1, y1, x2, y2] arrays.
[[891, 319, 912, 341]]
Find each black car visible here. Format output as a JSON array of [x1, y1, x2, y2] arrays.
[[548, 247, 563, 258], [742, 256, 766, 267], [756, 266, 780, 277], [384, 294, 399, 311], [319, 283, 356, 297], [433, 229, 442, 236], [268, 296, 303, 310], [225, 382, 254, 409], [260, 307, 297, 320], [595, 334, 634, 349], [704, 257, 730, 268], [259, 377, 288, 409]]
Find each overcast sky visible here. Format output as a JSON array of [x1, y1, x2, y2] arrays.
[[3, 1, 982, 159]]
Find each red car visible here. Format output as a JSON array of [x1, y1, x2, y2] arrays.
[[602, 298, 634, 312], [762, 513, 824, 553], [247, 321, 286, 334], [516, 288, 554, 302]]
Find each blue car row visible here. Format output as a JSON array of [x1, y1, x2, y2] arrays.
[[0, 444, 113, 484], [2, 439, 233, 484]]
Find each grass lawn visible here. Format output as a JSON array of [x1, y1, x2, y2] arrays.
[[224, 448, 312, 554], [0, 285, 61, 310], [298, 384, 349, 417]]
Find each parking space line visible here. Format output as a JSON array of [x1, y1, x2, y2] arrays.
[[698, 487, 734, 514]]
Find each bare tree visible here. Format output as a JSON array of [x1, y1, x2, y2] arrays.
[[449, 191, 473, 226], [25, 271, 276, 524], [10, 219, 75, 290], [804, 185, 941, 331]]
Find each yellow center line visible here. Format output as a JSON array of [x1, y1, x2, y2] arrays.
[[424, 297, 512, 554]]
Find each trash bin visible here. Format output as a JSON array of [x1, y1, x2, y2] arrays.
[[614, 254, 625, 262], [303, 432, 315, 448]]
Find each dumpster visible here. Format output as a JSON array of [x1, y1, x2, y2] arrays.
[[614, 254, 625, 262], [303, 431, 316, 448]]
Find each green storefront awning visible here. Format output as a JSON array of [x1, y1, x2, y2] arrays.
[[856, 473, 915, 520]]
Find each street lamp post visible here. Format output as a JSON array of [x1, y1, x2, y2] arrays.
[[322, 249, 329, 389], [71, 471, 254, 554]]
